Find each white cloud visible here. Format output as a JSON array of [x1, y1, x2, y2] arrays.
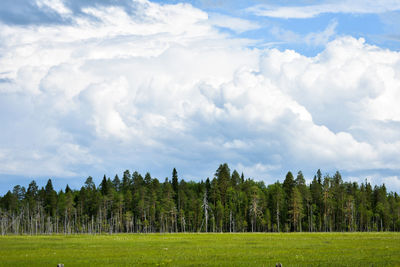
[[208, 13, 260, 33], [1, 0, 400, 192], [36, 0, 72, 16], [0, 142, 99, 177], [305, 20, 338, 46], [248, 0, 400, 19], [79, 77, 131, 140], [270, 19, 337, 46], [233, 162, 281, 180]]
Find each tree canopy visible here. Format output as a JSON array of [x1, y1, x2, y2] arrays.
[[0, 164, 399, 234]]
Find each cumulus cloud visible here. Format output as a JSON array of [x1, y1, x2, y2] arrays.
[[248, 0, 400, 19], [1, 0, 400, 192]]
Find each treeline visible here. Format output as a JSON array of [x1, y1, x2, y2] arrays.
[[0, 164, 399, 234]]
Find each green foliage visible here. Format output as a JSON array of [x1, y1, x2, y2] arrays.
[[44, 179, 57, 216], [0, 165, 399, 234]]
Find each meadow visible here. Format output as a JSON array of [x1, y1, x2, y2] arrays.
[[0, 232, 399, 266]]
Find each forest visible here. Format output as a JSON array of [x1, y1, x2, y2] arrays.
[[0, 164, 399, 234]]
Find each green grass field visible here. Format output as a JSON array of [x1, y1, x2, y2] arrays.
[[0, 233, 399, 266]]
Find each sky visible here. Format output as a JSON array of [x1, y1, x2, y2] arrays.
[[1, 0, 400, 194]]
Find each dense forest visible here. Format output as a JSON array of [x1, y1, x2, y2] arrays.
[[1, 164, 399, 234]]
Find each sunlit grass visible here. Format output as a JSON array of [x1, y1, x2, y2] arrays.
[[0, 232, 399, 266]]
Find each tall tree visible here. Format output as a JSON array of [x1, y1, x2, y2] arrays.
[[215, 163, 230, 205], [44, 179, 57, 216], [112, 175, 121, 192], [172, 168, 179, 208], [122, 170, 131, 193], [289, 187, 303, 231], [0, 166, 399, 234], [283, 171, 295, 230], [100, 175, 109, 196]]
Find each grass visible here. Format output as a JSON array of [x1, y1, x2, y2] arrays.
[[0, 232, 399, 266]]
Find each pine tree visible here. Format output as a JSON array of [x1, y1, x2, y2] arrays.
[[44, 179, 57, 217], [172, 168, 179, 208], [0, 165, 399, 234], [215, 163, 230, 205], [113, 175, 121, 192], [100, 175, 109, 195], [289, 187, 303, 232]]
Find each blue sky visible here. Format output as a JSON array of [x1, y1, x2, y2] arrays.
[[1, 0, 400, 194]]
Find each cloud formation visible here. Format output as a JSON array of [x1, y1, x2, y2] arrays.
[[1, 0, 400, 191], [270, 20, 338, 47], [248, 0, 400, 19]]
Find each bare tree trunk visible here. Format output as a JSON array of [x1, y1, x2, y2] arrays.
[[276, 201, 280, 232]]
